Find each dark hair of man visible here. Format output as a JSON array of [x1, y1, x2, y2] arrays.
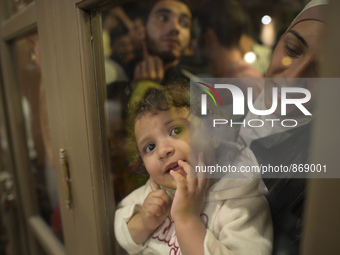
[[196, 0, 247, 48], [141, 0, 192, 25]]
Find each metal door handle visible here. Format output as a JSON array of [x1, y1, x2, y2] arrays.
[[59, 149, 72, 210]]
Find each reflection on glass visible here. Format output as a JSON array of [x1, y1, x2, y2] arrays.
[[103, 4, 151, 204], [3, 0, 34, 18], [101, 1, 310, 255], [0, 92, 17, 255], [14, 32, 63, 241], [101, 0, 309, 196]]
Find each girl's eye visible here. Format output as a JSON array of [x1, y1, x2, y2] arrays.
[[145, 144, 155, 153], [170, 127, 184, 136]]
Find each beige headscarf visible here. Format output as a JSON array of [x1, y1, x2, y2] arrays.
[[283, 0, 328, 35]]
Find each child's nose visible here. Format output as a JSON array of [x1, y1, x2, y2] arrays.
[[158, 141, 175, 159]]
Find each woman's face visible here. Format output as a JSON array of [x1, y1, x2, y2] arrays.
[[265, 20, 325, 116]]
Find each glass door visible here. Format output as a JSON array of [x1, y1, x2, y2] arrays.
[[0, 2, 65, 254]]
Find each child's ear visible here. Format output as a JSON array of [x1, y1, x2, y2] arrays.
[[212, 135, 220, 149]]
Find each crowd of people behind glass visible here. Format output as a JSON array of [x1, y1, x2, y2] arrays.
[[103, 1, 329, 254]]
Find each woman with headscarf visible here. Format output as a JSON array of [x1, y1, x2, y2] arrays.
[[238, 0, 328, 254]]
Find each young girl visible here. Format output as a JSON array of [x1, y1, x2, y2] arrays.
[[114, 81, 272, 255]]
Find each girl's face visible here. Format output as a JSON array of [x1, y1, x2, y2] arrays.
[[265, 20, 324, 116], [134, 108, 216, 189]]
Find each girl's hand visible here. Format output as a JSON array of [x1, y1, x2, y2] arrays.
[[169, 153, 209, 223], [140, 177, 172, 231]]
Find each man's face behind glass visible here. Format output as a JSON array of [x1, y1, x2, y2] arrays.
[[145, 0, 192, 63]]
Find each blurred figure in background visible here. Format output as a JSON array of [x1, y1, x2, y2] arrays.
[[105, 19, 133, 83], [103, 7, 137, 84], [108, 5, 146, 81], [109, 20, 135, 70], [239, 33, 272, 76], [102, 9, 121, 58], [195, 0, 263, 103]]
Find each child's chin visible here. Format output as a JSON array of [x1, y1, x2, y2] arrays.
[[166, 181, 177, 190]]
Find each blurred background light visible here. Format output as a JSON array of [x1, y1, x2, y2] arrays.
[[244, 51, 256, 63], [261, 15, 272, 25]]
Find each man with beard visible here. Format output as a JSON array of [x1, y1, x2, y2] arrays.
[[133, 0, 192, 84]]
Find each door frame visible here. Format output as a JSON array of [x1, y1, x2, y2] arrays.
[[0, 0, 118, 254]]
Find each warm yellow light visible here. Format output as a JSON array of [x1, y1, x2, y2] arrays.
[[282, 56, 292, 66]]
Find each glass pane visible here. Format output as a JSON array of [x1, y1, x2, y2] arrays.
[[5, 0, 34, 18], [101, 1, 305, 201], [102, 3, 150, 204], [0, 87, 18, 255], [2, 0, 34, 19], [13, 31, 63, 242], [99, 1, 324, 255]]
